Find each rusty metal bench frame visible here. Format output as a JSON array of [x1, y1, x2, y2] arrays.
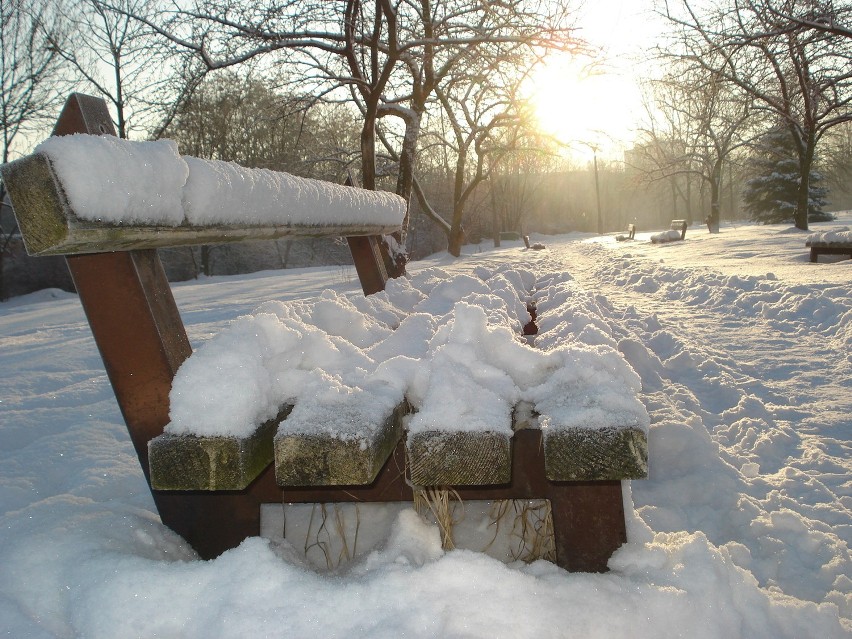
[[5, 94, 629, 572]]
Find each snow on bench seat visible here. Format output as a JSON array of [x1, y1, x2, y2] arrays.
[[651, 219, 688, 244], [531, 272, 649, 480], [0, 134, 405, 256], [806, 230, 852, 263], [156, 265, 648, 492], [275, 401, 407, 486]]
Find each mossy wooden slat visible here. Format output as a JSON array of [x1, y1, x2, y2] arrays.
[[543, 426, 648, 481], [274, 403, 407, 486], [0, 153, 69, 257], [0, 153, 402, 257], [406, 430, 511, 486], [149, 406, 292, 491]]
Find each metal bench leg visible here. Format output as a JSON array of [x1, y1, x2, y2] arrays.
[[548, 481, 626, 572], [510, 429, 627, 572]]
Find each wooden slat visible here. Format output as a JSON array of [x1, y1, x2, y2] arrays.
[[274, 402, 407, 486], [149, 405, 292, 491], [809, 245, 852, 262], [0, 152, 402, 256], [406, 430, 511, 486], [543, 426, 648, 481]]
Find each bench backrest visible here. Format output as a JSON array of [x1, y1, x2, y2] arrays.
[[670, 219, 687, 240], [2, 119, 403, 260]]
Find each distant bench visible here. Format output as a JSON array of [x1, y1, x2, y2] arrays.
[[616, 224, 636, 242], [1, 94, 645, 573], [523, 235, 545, 250], [806, 232, 852, 263], [651, 219, 688, 244]]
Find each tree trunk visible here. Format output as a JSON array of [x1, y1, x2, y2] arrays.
[[201, 245, 211, 276], [491, 186, 501, 248], [0, 252, 6, 301], [446, 148, 468, 257], [447, 219, 465, 257], [360, 116, 376, 191], [395, 110, 421, 211], [708, 159, 722, 233], [685, 172, 693, 225], [794, 144, 814, 231], [669, 178, 678, 225]]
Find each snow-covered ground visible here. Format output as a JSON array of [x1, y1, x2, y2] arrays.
[[0, 216, 850, 638]]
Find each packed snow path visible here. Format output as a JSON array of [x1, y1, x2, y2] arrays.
[[564, 239, 851, 615]]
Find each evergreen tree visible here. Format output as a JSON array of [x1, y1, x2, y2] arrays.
[[742, 127, 830, 224]]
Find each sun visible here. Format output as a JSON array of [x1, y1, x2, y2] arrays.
[[527, 55, 641, 160]]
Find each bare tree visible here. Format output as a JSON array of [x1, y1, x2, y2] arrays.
[[489, 133, 559, 244], [374, 1, 578, 245], [664, 0, 852, 230], [0, 0, 67, 299], [110, 0, 577, 261], [820, 120, 852, 207], [425, 63, 536, 256], [48, 0, 195, 139], [744, 0, 852, 40], [638, 56, 756, 231], [0, 0, 66, 162]]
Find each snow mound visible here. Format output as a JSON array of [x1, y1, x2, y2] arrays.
[[167, 267, 648, 440]]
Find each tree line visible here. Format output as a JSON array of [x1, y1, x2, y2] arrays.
[[634, 0, 852, 232], [2, 0, 852, 299]]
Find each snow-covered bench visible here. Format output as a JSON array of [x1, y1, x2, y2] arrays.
[[651, 219, 688, 244], [806, 230, 852, 263], [615, 224, 636, 242], [523, 235, 545, 250], [2, 94, 646, 573]]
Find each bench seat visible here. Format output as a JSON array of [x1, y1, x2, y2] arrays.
[[407, 430, 512, 485], [615, 224, 636, 242], [275, 401, 408, 486], [149, 405, 292, 491], [651, 219, 688, 244], [806, 231, 852, 263], [1, 94, 647, 571]]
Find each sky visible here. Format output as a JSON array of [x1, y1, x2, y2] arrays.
[[529, 0, 666, 160]]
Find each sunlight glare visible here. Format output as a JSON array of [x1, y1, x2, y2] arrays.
[[526, 0, 663, 161], [529, 56, 639, 160]]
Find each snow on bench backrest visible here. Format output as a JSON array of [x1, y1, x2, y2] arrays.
[[806, 230, 852, 246], [1, 134, 405, 256]]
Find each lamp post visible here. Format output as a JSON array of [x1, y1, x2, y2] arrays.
[[592, 147, 602, 235], [574, 139, 604, 235]]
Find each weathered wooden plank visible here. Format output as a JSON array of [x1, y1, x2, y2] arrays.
[[0, 152, 402, 256], [274, 402, 407, 486], [406, 430, 511, 486], [149, 405, 292, 491], [543, 426, 648, 481]]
